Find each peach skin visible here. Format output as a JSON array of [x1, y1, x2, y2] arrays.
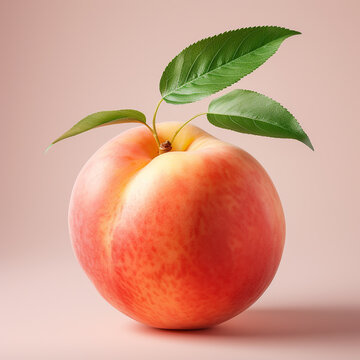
[[69, 122, 285, 329]]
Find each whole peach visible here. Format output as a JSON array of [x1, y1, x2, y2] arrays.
[[69, 122, 285, 329]]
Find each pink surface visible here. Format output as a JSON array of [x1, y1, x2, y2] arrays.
[[1, 0, 360, 359]]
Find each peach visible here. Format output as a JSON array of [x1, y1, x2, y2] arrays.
[[69, 121, 285, 329]]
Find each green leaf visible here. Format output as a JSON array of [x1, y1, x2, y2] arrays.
[[49, 109, 146, 147], [207, 90, 313, 150], [160, 26, 300, 104]]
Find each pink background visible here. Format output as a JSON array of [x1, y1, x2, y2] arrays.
[[1, 0, 359, 358]]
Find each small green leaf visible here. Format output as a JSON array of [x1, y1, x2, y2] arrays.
[[160, 26, 300, 104], [50, 109, 146, 146], [207, 90, 313, 150]]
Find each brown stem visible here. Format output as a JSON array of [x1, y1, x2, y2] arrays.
[[159, 140, 172, 154]]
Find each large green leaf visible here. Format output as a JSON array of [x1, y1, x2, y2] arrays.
[[160, 26, 300, 104], [207, 90, 313, 150], [50, 109, 146, 146]]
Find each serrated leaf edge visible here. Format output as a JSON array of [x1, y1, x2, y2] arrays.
[[160, 26, 301, 103], [208, 89, 314, 150]]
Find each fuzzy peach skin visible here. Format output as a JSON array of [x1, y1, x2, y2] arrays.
[[69, 122, 285, 329]]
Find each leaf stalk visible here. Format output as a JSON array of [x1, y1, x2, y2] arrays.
[[152, 98, 164, 147], [171, 113, 207, 144]]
